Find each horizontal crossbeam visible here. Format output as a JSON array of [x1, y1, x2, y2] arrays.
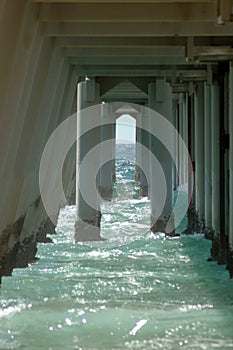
[[43, 22, 233, 37], [39, 3, 215, 22]]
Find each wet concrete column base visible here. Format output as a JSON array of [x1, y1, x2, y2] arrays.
[[140, 185, 148, 197], [99, 186, 112, 201], [183, 206, 205, 235], [210, 234, 228, 265], [227, 250, 233, 278], [151, 216, 175, 237], [0, 214, 55, 281], [74, 212, 103, 242]]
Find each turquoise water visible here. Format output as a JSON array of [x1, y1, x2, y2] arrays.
[[1, 145, 233, 349]]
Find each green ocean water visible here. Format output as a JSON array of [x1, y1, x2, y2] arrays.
[[1, 145, 233, 349]]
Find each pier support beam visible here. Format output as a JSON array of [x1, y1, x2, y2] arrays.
[[75, 79, 103, 241], [59, 69, 78, 206], [135, 123, 142, 182], [194, 82, 205, 230], [99, 103, 115, 200], [210, 79, 222, 262], [17, 42, 66, 243], [178, 94, 188, 187], [211, 81, 221, 236], [112, 121, 116, 184], [148, 79, 174, 235], [182, 93, 189, 185], [228, 62, 233, 276], [183, 92, 196, 234], [140, 108, 149, 197], [172, 100, 178, 191], [177, 96, 183, 187], [204, 82, 213, 237]]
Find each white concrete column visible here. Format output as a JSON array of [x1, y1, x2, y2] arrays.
[[0, 3, 41, 177], [183, 92, 196, 234], [102, 103, 116, 183], [63, 90, 78, 205], [45, 69, 78, 210], [194, 82, 205, 223], [211, 80, 220, 235], [172, 100, 178, 190], [21, 58, 71, 243], [140, 109, 149, 196], [204, 82, 212, 231], [178, 94, 185, 186], [182, 93, 189, 184], [0, 2, 42, 232], [135, 122, 142, 181], [62, 92, 79, 204], [17, 44, 66, 228], [112, 121, 116, 183], [148, 79, 174, 235], [99, 103, 115, 200], [75, 79, 103, 241]]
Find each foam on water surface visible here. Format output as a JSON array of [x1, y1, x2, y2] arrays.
[[1, 145, 233, 349]]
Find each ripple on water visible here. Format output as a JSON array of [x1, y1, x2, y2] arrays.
[[0, 152, 233, 349]]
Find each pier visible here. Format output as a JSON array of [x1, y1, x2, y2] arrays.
[[1, 0, 233, 280]]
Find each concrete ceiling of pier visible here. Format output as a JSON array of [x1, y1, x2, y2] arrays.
[[32, 0, 233, 100]]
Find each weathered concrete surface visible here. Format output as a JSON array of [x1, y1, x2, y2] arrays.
[[194, 83, 205, 224], [227, 62, 233, 277], [0, 2, 78, 282], [74, 214, 103, 242], [208, 79, 224, 267], [139, 110, 149, 197], [99, 103, 115, 201], [204, 83, 212, 235], [148, 80, 175, 236], [182, 77, 232, 276], [75, 80, 102, 242]]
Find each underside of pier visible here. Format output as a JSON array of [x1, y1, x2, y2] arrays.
[[1, 0, 233, 281]]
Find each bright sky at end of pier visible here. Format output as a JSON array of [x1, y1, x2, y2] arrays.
[[116, 114, 136, 144]]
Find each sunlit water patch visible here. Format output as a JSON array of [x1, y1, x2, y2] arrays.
[[0, 144, 233, 349]]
